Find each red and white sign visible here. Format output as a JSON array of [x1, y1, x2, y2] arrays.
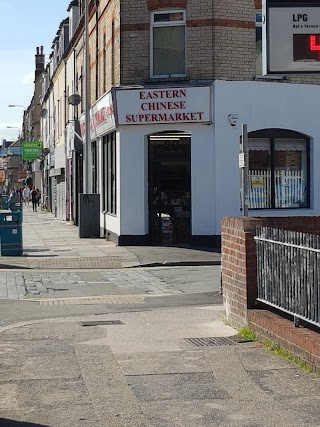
[[80, 91, 116, 139], [115, 86, 212, 125]]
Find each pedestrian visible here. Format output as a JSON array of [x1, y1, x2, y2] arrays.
[[14, 187, 21, 202], [22, 185, 31, 206], [36, 189, 41, 207], [31, 187, 38, 212], [8, 188, 15, 203]]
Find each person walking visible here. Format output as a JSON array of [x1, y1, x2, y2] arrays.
[[22, 185, 31, 206], [36, 189, 41, 207], [31, 187, 38, 212]]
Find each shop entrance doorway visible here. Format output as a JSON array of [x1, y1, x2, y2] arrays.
[[148, 132, 191, 245]]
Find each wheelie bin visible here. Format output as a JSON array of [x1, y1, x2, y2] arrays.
[[0, 210, 23, 256]]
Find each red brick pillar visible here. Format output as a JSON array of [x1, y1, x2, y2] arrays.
[[221, 217, 263, 329]]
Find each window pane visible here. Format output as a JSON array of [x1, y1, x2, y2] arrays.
[[248, 139, 271, 209], [274, 139, 307, 208], [154, 12, 184, 23], [153, 26, 185, 76]]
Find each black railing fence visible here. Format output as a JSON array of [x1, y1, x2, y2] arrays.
[[254, 226, 320, 327]]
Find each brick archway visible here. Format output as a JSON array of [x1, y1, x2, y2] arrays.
[[147, 0, 187, 11]]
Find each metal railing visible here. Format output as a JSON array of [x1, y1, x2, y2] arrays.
[[254, 226, 320, 327]]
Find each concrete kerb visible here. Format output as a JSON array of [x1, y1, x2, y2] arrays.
[[130, 260, 221, 268]]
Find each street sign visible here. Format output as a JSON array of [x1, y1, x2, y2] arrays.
[[263, 0, 320, 74], [22, 141, 42, 160]]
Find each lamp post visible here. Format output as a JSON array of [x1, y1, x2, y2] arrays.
[[8, 105, 26, 141], [8, 104, 26, 109]]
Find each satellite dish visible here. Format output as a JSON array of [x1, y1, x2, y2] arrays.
[[68, 94, 81, 106]]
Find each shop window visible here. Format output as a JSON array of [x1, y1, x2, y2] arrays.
[[150, 10, 186, 78], [247, 136, 309, 209], [256, 12, 262, 76], [103, 132, 116, 215]]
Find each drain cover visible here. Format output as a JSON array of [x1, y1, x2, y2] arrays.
[[185, 336, 252, 347], [80, 320, 124, 327]]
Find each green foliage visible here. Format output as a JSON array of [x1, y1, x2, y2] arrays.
[[238, 326, 256, 342], [238, 326, 316, 374], [262, 339, 315, 374]]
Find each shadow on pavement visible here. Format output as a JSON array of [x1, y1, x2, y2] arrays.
[[0, 420, 49, 427]]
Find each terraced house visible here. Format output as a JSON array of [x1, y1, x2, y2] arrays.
[[26, 0, 320, 246]]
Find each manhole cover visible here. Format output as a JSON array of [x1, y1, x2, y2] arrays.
[[185, 336, 252, 347], [79, 320, 124, 327]]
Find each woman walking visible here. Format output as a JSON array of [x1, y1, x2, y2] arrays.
[[31, 187, 38, 212]]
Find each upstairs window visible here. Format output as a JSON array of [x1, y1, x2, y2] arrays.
[[151, 10, 186, 78]]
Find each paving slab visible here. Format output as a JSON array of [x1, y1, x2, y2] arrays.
[[0, 209, 220, 270], [0, 306, 319, 426]]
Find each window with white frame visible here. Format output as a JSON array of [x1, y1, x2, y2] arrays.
[[151, 10, 186, 78]]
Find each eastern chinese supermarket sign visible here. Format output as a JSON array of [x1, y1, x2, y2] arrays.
[[115, 86, 212, 125], [22, 141, 42, 160]]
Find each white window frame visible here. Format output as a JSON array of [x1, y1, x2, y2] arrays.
[[150, 9, 187, 78]]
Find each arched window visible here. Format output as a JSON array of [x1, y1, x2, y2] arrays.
[[247, 129, 309, 209]]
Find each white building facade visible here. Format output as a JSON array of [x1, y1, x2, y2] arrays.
[[77, 79, 318, 246]]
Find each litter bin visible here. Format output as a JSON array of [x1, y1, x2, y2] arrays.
[[1, 195, 10, 210], [0, 210, 23, 256]]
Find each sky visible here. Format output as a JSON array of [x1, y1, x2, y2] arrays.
[[0, 0, 70, 142]]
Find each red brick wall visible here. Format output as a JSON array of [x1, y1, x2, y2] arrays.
[[221, 217, 263, 329], [248, 310, 320, 372], [222, 215, 320, 371], [222, 215, 320, 329]]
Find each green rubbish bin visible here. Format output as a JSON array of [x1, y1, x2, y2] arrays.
[[1, 195, 10, 210], [0, 210, 23, 256]]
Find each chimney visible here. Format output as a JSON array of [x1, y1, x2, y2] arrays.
[[35, 46, 45, 80]]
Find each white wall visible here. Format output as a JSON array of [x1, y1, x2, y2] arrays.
[[55, 143, 66, 170], [214, 80, 320, 234], [118, 123, 215, 237]]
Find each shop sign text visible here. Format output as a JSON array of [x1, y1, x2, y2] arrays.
[[116, 86, 211, 125]]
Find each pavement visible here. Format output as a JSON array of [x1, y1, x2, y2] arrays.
[[0, 208, 320, 426], [0, 207, 221, 270], [1, 308, 320, 426]]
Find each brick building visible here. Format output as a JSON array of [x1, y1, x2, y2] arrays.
[[35, 0, 320, 245]]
